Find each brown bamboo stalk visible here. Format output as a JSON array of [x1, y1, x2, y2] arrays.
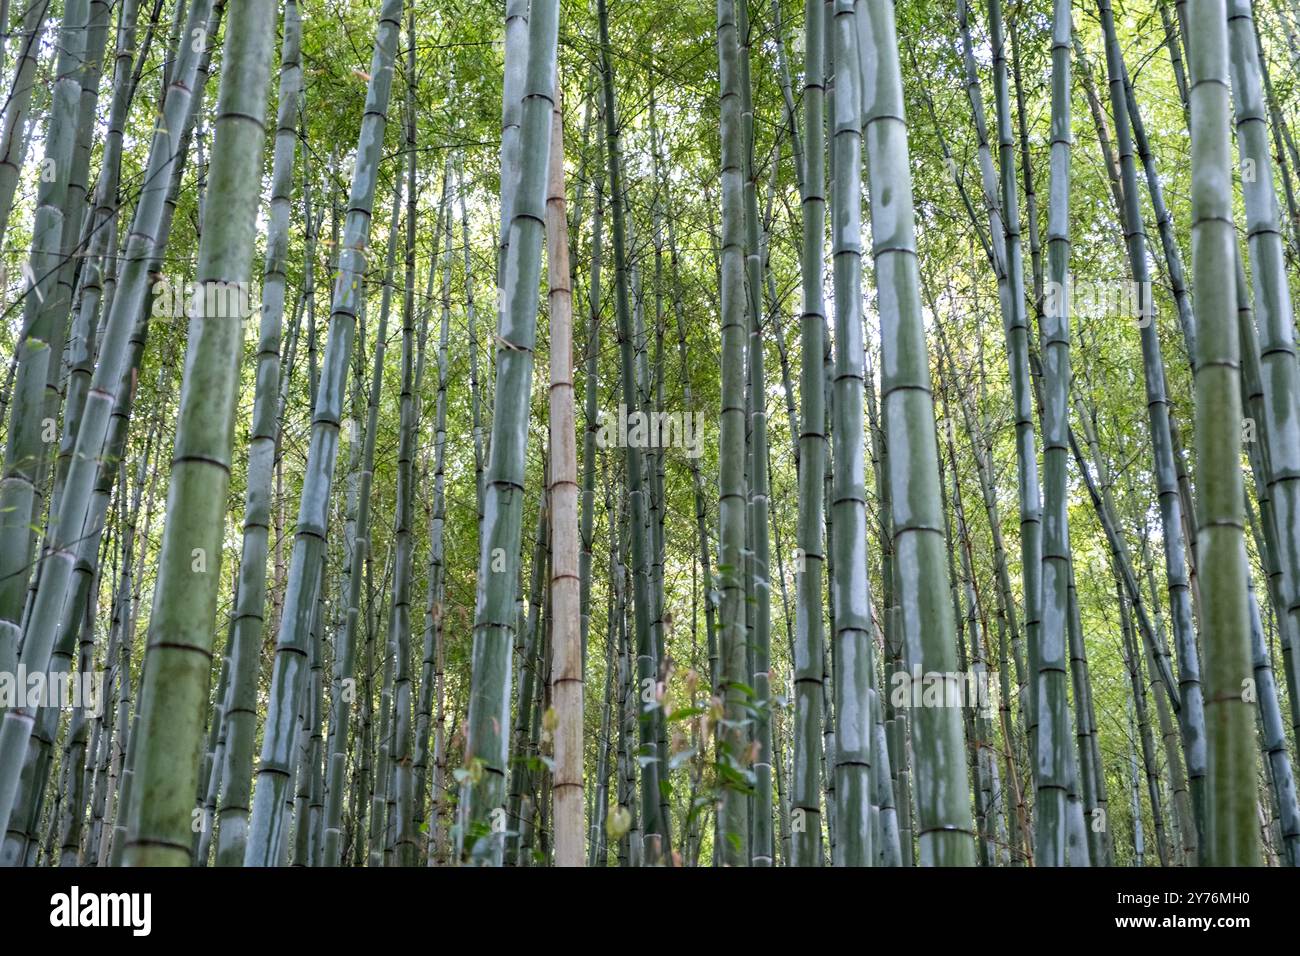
[[547, 78, 584, 866]]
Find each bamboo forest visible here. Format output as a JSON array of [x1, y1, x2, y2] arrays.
[[0, 0, 1298, 876]]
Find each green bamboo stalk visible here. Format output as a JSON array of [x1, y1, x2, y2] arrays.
[[1136, 527, 1198, 865], [714, 0, 751, 867], [1186, 0, 1260, 864], [871, 338, 915, 867], [497, 0, 529, 276], [579, 96, 605, 743], [388, 11, 421, 864], [1034, 0, 1074, 866], [1248, 570, 1300, 864], [824, 0, 871, 868], [7, 0, 132, 855], [590, 569, 616, 866], [463, 150, 486, 534], [933, 321, 1028, 861], [508, 465, 549, 866], [244, 0, 403, 866], [458, 0, 559, 864], [0, 0, 53, 252], [954, 0, 1038, 758], [84, 447, 144, 865], [647, 92, 675, 864], [0, 0, 90, 675], [734, 0, 773, 869], [356, 193, 402, 868], [215, 0, 301, 865], [370, 548, 395, 867], [1226, 0, 1300, 770], [195, 647, 232, 864], [11, 6, 201, 856], [666, 164, 718, 704], [35, 0, 111, 496], [86, 442, 147, 865], [415, 173, 450, 864], [862, 0, 976, 867], [1119, 575, 1171, 865], [0, 0, 218, 844], [1066, 558, 1111, 865], [121, 0, 276, 866], [1121, 65, 1197, 366], [53, 0, 142, 538], [1252, 9, 1300, 259], [1098, 0, 1208, 846]]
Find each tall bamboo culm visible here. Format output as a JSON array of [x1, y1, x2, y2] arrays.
[[860, 0, 976, 865], [546, 80, 584, 867], [715, 0, 751, 867], [216, 0, 302, 866], [458, 0, 559, 864], [122, 0, 276, 865], [792, 0, 827, 868], [1035, 0, 1075, 866], [244, 0, 404, 866], [0, 0, 218, 843], [1186, 0, 1261, 866]]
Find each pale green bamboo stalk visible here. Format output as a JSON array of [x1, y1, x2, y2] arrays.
[[954, 0, 1038, 755], [1136, 527, 1198, 865], [321, 210, 378, 869], [370, 547, 395, 867], [215, 0, 301, 866], [860, 0, 974, 866], [53, 0, 142, 536], [1226, 0, 1300, 772], [354, 191, 402, 867], [714, 0, 751, 867], [459, 0, 559, 864], [508, 467, 549, 865], [121, 0, 276, 866], [824, 0, 872, 868], [195, 648, 232, 864], [422, 168, 453, 865], [1098, 0, 1208, 848], [1121, 64, 1197, 365], [665, 156, 718, 714], [463, 149, 486, 533], [415, 173, 449, 864], [1186, 0, 1260, 865], [1066, 558, 1111, 864], [35, 0, 111, 503], [0, 0, 218, 844], [84, 451, 142, 865], [1126, 696, 1146, 865], [601, 4, 666, 865], [579, 97, 604, 741], [1247, 573, 1300, 863], [388, 10, 421, 865], [1119, 574, 1171, 865], [0, 0, 53, 252], [86, 443, 147, 865], [0, 0, 90, 676], [9, 12, 184, 856], [7, 0, 137, 853], [244, 0, 403, 866], [733, 0, 772, 869], [647, 94, 674, 864], [1033, 0, 1075, 866], [590, 568, 616, 866], [497, 0, 529, 276]]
